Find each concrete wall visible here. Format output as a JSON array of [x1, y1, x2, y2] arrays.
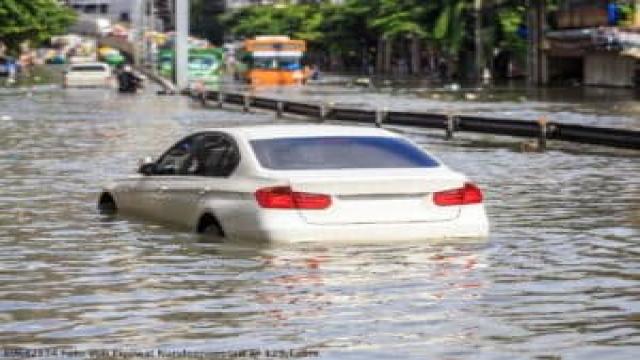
[[584, 53, 635, 87]]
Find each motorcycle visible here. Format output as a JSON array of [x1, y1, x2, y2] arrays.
[[117, 67, 145, 93]]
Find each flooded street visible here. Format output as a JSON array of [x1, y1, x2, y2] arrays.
[[0, 82, 638, 359]]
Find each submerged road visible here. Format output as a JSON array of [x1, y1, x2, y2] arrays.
[[0, 82, 638, 359]]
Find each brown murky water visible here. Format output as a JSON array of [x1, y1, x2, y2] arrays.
[[0, 82, 638, 359]]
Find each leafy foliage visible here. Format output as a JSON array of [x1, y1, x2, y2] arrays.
[[0, 0, 76, 54], [218, 0, 534, 70]]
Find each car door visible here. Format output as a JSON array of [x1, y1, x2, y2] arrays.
[[142, 132, 242, 230], [128, 135, 197, 224], [163, 132, 243, 230]]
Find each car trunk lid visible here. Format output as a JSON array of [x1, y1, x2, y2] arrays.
[[287, 170, 464, 225]]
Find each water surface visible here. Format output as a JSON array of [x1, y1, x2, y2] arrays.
[[0, 84, 638, 359]]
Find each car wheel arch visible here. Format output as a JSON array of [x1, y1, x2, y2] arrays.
[[196, 212, 225, 237], [98, 192, 117, 214]]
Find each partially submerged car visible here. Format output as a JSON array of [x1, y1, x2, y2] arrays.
[[99, 125, 489, 242], [63, 62, 113, 88]]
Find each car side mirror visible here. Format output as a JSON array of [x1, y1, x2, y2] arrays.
[[138, 157, 156, 176]]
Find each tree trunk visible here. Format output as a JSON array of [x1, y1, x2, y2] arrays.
[[527, 0, 548, 85], [475, 0, 484, 80], [411, 36, 421, 74], [384, 37, 393, 73], [376, 36, 385, 73]]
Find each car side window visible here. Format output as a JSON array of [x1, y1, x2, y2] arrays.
[[192, 134, 240, 177], [154, 137, 196, 175]]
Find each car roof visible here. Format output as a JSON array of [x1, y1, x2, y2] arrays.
[[202, 125, 399, 140]]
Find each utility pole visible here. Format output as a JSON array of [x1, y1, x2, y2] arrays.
[[175, 0, 189, 91], [149, 0, 156, 74], [132, 0, 143, 66]]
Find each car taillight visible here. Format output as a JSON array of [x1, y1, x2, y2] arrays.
[[255, 186, 332, 210], [433, 183, 483, 206]]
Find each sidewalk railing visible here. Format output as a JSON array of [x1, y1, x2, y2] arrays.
[[195, 90, 640, 151]]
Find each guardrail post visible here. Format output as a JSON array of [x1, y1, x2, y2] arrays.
[[537, 116, 549, 152], [200, 90, 207, 107], [446, 114, 458, 140], [243, 93, 251, 112], [320, 103, 332, 122], [217, 91, 224, 108], [276, 101, 284, 119], [375, 107, 388, 127]]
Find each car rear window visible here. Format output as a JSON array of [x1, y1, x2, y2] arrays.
[[250, 136, 440, 170], [70, 65, 107, 72]]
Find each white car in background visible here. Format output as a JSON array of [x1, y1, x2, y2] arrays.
[[63, 62, 113, 88], [99, 125, 489, 242]]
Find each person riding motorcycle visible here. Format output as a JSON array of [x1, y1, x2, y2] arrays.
[[117, 65, 144, 93]]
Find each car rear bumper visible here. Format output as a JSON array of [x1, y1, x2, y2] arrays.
[[231, 205, 489, 243], [64, 78, 113, 88]]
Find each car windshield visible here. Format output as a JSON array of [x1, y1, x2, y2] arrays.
[[250, 136, 440, 170]]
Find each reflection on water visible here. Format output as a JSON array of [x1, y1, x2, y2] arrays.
[[0, 84, 638, 359]]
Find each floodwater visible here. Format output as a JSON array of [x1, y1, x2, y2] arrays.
[[0, 80, 638, 359]]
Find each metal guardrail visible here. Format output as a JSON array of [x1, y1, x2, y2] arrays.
[[197, 90, 640, 151]]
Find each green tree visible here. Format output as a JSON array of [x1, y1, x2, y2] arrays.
[[432, 0, 468, 56], [0, 0, 76, 55], [190, 0, 225, 45], [218, 0, 547, 75], [220, 4, 316, 39], [369, 0, 428, 38], [316, 0, 379, 65]]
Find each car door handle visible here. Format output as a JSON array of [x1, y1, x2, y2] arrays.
[[199, 187, 211, 195], [159, 186, 168, 192]]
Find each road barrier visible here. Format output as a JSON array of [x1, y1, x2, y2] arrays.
[[197, 90, 640, 151]]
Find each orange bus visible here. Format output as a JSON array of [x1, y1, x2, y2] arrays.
[[237, 36, 308, 86]]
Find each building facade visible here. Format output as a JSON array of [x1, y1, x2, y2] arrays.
[[63, 0, 135, 23], [531, 0, 640, 87]]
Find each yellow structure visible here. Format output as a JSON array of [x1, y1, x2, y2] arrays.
[[241, 36, 308, 86]]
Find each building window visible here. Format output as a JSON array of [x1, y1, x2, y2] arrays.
[[100, 4, 109, 14]]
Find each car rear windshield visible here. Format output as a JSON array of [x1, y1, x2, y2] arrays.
[[250, 136, 440, 170], [70, 65, 107, 72]]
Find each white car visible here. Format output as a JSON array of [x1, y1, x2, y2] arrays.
[[99, 125, 489, 242], [63, 62, 113, 88]]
